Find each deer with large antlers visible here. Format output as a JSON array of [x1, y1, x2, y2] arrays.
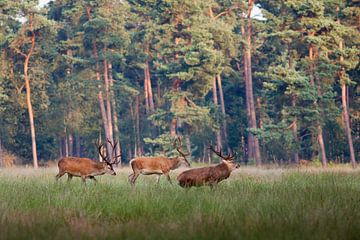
[[177, 145, 239, 188], [55, 140, 120, 183], [128, 137, 190, 185]]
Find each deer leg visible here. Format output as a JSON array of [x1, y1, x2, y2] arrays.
[[55, 171, 65, 180], [128, 173, 134, 183], [156, 175, 161, 184], [209, 182, 217, 189], [131, 172, 140, 185], [81, 176, 86, 184], [163, 172, 172, 184], [89, 176, 97, 184], [67, 174, 73, 182]]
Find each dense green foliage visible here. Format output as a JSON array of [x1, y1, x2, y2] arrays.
[[0, 167, 360, 239], [0, 0, 359, 165]]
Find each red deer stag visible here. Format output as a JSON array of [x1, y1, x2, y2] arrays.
[[177, 145, 239, 188], [56, 140, 120, 183], [128, 137, 190, 185]]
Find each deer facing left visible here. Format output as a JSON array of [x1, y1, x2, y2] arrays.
[[55, 140, 120, 183]]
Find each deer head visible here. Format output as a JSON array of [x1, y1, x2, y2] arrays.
[[209, 145, 239, 170]]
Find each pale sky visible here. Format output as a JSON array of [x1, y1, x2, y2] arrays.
[[38, 0, 265, 20], [39, 0, 50, 7]]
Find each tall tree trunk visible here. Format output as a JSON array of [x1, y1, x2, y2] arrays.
[[58, 137, 63, 158], [145, 59, 155, 112], [64, 127, 69, 158], [216, 74, 229, 151], [135, 95, 142, 156], [170, 119, 177, 137], [144, 65, 149, 114], [22, 14, 38, 168], [241, 2, 261, 165], [68, 132, 73, 157], [157, 77, 161, 106], [97, 60, 111, 158], [185, 135, 192, 161], [129, 101, 137, 157], [341, 80, 356, 168], [212, 76, 222, 150], [104, 59, 114, 146], [76, 135, 81, 157], [309, 44, 327, 167], [337, 20, 356, 167], [108, 62, 122, 165], [86, 6, 112, 158], [292, 98, 299, 164], [98, 128, 102, 162]]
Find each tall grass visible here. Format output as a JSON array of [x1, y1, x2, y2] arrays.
[[0, 167, 359, 239]]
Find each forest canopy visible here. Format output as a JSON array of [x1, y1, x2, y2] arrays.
[[0, 0, 359, 167]]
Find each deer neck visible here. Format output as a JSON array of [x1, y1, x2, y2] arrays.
[[94, 162, 107, 173], [169, 157, 180, 170], [216, 162, 232, 177]]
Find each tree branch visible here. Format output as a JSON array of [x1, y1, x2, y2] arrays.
[[13, 47, 27, 58], [214, 6, 241, 20]]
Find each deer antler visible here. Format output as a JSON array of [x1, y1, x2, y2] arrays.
[[95, 140, 108, 163], [209, 144, 234, 161], [106, 139, 121, 165], [173, 137, 190, 165]]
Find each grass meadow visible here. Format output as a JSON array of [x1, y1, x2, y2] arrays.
[[0, 166, 360, 240]]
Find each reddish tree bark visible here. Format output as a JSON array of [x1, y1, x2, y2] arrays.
[[145, 58, 155, 112], [337, 9, 356, 167], [144, 64, 149, 113], [240, 2, 261, 165], [16, 14, 39, 168]]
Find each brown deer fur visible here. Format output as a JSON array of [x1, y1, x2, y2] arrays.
[[177, 160, 239, 188], [129, 156, 190, 185], [56, 157, 116, 183], [56, 140, 119, 183], [177, 145, 239, 188], [128, 137, 190, 185]]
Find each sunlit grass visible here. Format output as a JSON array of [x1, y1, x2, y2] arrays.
[[0, 166, 359, 239]]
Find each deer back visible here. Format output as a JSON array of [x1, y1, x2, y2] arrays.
[[177, 162, 235, 187], [58, 157, 106, 176], [130, 156, 180, 172]]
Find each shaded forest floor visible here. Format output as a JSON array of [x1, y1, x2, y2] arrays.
[[0, 166, 360, 239]]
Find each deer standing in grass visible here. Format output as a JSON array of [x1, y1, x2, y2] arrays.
[[128, 137, 190, 185], [177, 145, 239, 188], [56, 140, 120, 183]]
